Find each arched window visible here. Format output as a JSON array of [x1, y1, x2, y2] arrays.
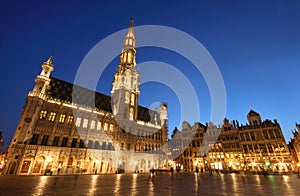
[[130, 108, 134, 120], [130, 94, 135, 106]]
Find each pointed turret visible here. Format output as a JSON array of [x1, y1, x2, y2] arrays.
[[123, 17, 136, 52], [46, 55, 53, 64], [32, 55, 54, 95], [119, 18, 136, 67]]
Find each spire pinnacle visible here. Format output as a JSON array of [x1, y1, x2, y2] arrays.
[[130, 16, 134, 28], [46, 55, 53, 64], [122, 17, 136, 51]]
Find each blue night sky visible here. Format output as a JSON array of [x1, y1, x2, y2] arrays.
[[1, 0, 300, 149]]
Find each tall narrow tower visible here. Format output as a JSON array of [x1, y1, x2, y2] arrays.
[[33, 56, 54, 96], [111, 18, 140, 121]]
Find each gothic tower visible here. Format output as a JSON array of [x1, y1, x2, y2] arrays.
[[111, 18, 140, 121], [9, 56, 54, 147], [33, 56, 54, 96]]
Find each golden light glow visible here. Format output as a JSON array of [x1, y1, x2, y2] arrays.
[[46, 157, 52, 163]]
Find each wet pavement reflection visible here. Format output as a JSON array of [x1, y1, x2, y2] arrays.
[[0, 173, 300, 195]]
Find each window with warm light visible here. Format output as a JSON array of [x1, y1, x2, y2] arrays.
[[75, 118, 81, 127], [109, 124, 114, 131], [90, 120, 95, 129], [83, 119, 88, 128], [40, 110, 47, 119], [49, 112, 56, 122], [67, 116, 73, 124], [97, 121, 101, 130], [59, 114, 66, 123]]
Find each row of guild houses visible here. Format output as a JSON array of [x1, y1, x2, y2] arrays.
[[4, 18, 169, 175], [288, 123, 300, 171], [170, 109, 294, 173]]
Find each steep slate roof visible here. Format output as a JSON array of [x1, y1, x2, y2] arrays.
[[47, 77, 159, 123]]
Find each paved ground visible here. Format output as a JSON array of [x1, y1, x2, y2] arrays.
[[0, 172, 300, 195]]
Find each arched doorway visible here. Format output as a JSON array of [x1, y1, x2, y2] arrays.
[[32, 156, 45, 174], [141, 159, 146, 172], [20, 155, 34, 174], [8, 162, 16, 174]]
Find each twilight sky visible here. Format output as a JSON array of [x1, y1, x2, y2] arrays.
[[1, 0, 300, 149]]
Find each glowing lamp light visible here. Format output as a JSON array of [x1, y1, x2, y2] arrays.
[[46, 157, 52, 163], [265, 161, 271, 166]]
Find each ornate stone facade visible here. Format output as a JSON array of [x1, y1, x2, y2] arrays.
[[171, 110, 293, 173], [289, 123, 300, 171], [4, 18, 168, 175]]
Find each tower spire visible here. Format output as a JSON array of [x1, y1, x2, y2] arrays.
[[111, 18, 140, 121], [122, 17, 136, 52]]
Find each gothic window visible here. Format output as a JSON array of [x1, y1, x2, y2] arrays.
[[67, 116, 73, 124], [49, 112, 56, 122], [40, 110, 47, 120], [102, 142, 106, 150], [245, 132, 250, 141], [97, 122, 101, 130], [259, 144, 267, 153], [274, 129, 281, 138], [130, 94, 135, 106], [104, 123, 108, 131], [250, 132, 256, 141], [41, 135, 49, 146], [90, 120, 95, 129], [68, 157, 73, 167], [94, 141, 100, 149], [125, 92, 130, 103], [274, 143, 279, 152], [280, 143, 286, 152], [267, 143, 274, 153], [263, 130, 269, 139], [127, 143, 130, 150], [268, 130, 275, 139], [128, 52, 132, 63], [30, 134, 39, 145], [75, 118, 81, 127], [109, 124, 114, 131], [71, 138, 77, 148], [52, 136, 59, 146], [79, 139, 85, 148], [20, 161, 31, 173], [59, 114, 66, 123], [129, 108, 134, 120], [83, 119, 88, 128], [87, 140, 93, 149], [253, 144, 259, 153], [61, 137, 68, 147], [243, 145, 248, 153]]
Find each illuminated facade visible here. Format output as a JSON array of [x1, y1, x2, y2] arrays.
[[0, 131, 3, 153], [289, 123, 300, 171], [4, 18, 168, 175], [171, 110, 293, 173]]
